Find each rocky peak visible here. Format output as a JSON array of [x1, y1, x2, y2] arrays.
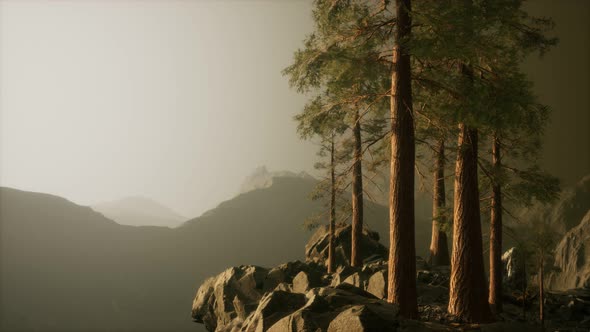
[[239, 166, 315, 194]]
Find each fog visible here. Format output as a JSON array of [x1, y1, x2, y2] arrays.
[[0, 0, 317, 218], [1, 0, 588, 219]]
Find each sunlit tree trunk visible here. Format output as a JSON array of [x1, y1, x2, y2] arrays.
[[328, 137, 336, 273], [489, 134, 503, 313], [351, 109, 364, 268], [429, 139, 450, 266], [387, 0, 418, 319], [448, 123, 492, 323]]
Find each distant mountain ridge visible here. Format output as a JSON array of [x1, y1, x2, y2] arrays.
[[239, 166, 315, 194], [92, 196, 186, 228]]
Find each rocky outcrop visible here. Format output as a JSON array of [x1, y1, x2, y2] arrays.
[[191, 262, 325, 331], [305, 224, 388, 268], [192, 267, 399, 332], [239, 166, 315, 194], [191, 219, 590, 331], [548, 210, 590, 291], [502, 247, 527, 291]]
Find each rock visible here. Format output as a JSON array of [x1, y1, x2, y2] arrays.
[[293, 270, 323, 293], [192, 263, 320, 331], [242, 290, 307, 332], [416, 256, 429, 271], [366, 270, 388, 300], [305, 224, 388, 269], [267, 290, 329, 332], [330, 265, 358, 287], [502, 247, 527, 291], [548, 210, 590, 290], [267, 309, 319, 332], [416, 269, 449, 288], [251, 282, 398, 332], [327, 305, 397, 332], [191, 265, 269, 331], [343, 271, 367, 288]]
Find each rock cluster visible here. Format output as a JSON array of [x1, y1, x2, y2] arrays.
[[191, 262, 404, 332], [305, 224, 388, 268], [192, 225, 454, 331], [191, 223, 590, 331]]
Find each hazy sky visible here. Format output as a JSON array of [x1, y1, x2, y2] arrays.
[[0, 0, 317, 217], [1, 1, 588, 218]]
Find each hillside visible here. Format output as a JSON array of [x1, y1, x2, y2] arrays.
[[92, 196, 186, 228], [0, 175, 431, 331]]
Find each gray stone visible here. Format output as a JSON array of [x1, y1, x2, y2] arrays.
[[305, 225, 388, 270], [242, 290, 307, 332], [327, 305, 397, 332], [293, 270, 323, 293], [366, 270, 387, 300]]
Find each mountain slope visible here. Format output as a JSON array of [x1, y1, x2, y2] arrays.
[[0, 176, 432, 331], [92, 196, 186, 227]]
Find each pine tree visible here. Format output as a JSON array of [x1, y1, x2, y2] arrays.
[[284, 0, 391, 268], [387, 0, 418, 318]]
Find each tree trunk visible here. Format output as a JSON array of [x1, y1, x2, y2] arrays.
[[448, 123, 492, 323], [328, 137, 336, 274], [429, 139, 450, 267], [387, 0, 418, 319], [351, 109, 364, 268], [522, 254, 527, 320], [539, 248, 544, 326], [489, 135, 503, 313]]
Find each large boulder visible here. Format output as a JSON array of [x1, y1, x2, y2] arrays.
[[548, 210, 590, 291], [327, 305, 397, 332], [305, 224, 388, 269], [366, 270, 388, 300]]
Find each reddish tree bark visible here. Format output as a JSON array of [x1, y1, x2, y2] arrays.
[[387, 0, 418, 319], [489, 135, 503, 313], [429, 139, 450, 266], [448, 123, 493, 323], [328, 137, 336, 274], [351, 109, 364, 268]]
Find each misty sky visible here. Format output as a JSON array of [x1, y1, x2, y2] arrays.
[[1, 1, 588, 219], [0, 0, 318, 217]]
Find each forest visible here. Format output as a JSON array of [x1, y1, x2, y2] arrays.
[[285, 0, 558, 322], [191, 1, 588, 331]]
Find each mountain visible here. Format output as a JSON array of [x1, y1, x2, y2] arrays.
[[548, 210, 590, 290], [238, 165, 315, 194], [0, 173, 432, 331], [92, 196, 186, 228]]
